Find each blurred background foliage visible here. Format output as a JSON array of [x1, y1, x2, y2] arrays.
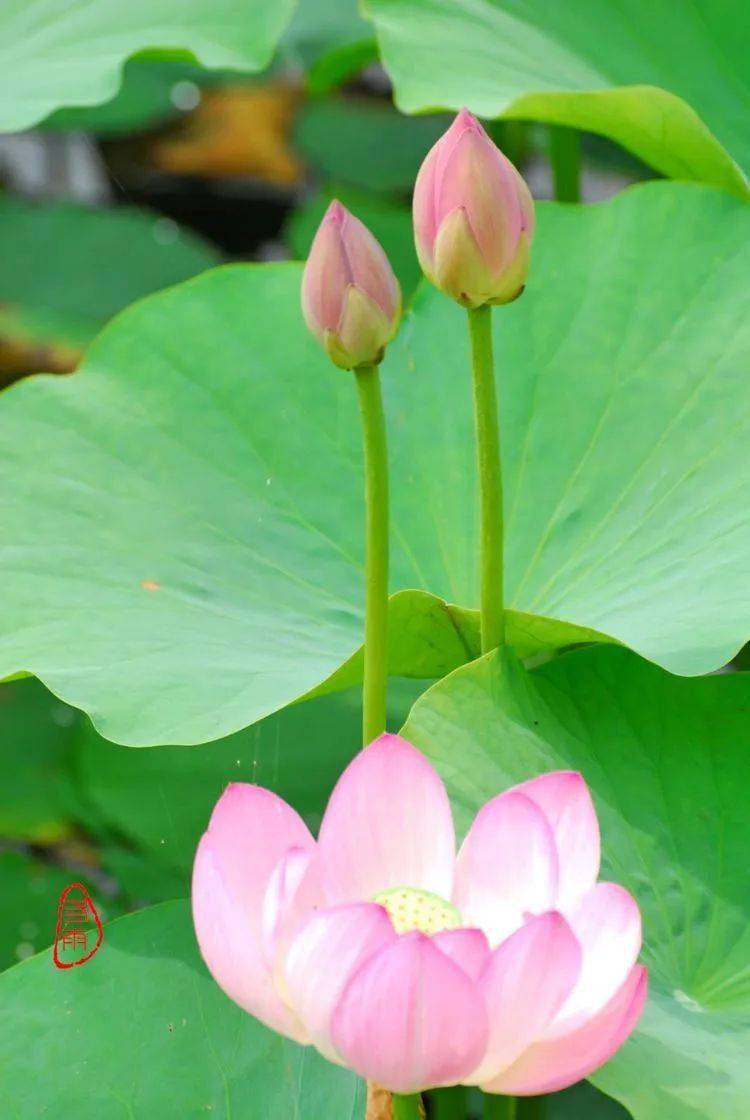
[[0, 4, 707, 1116], [0, 17, 650, 388]]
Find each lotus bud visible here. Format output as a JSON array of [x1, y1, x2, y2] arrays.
[[413, 109, 535, 309], [301, 201, 401, 370]]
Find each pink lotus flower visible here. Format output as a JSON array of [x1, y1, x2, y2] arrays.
[[413, 109, 535, 308], [193, 735, 646, 1096], [301, 200, 401, 370]]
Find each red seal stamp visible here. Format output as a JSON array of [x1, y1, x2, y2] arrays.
[[52, 882, 104, 969]]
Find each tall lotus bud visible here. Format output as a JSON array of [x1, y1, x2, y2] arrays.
[[301, 201, 401, 370], [413, 109, 535, 309]]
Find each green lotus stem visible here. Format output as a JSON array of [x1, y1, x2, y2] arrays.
[[355, 363, 389, 745], [548, 125, 581, 203], [485, 1095, 546, 1118], [392, 1093, 424, 1120], [431, 1085, 469, 1118], [517, 1096, 545, 1119], [498, 119, 528, 170], [467, 304, 505, 653], [484, 1095, 518, 1119]]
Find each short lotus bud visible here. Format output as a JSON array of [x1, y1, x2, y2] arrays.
[[301, 201, 401, 370], [413, 109, 535, 309]]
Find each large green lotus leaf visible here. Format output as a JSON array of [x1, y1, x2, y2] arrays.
[[0, 0, 297, 133], [0, 196, 219, 354], [1, 183, 747, 745], [381, 183, 750, 680], [320, 590, 609, 697], [0, 900, 365, 1118], [402, 646, 750, 1120], [39, 3, 371, 135], [551, 1082, 630, 1119], [363, 0, 750, 196], [40, 60, 215, 136]]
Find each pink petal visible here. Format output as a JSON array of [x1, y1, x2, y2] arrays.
[[301, 203, 352, 334], [551, 882, 642, 1033], [433, 927, 491, 981], [468, 912, 582, 1083], [262, 847, 310, 958], [432, 206, 495, 308], [483, 965, 648, 1096], [431, 109, 485, 228], [317, 734, 455, 904], [487, 231, 531, 306], [341, 208, 400, 322], [284, 902, 396, 1062], [262, 847, 323, 983], [413, 141, 439, 270], [335, 284, 393, 369], [413, 108, 484, 267], [513, 164, 536, 235], [191, 784, 313, 1040], [453, 792, 559, 945], [193, 837, 305, 1041], [331, 931, 489, 1093], [509, 771, 600, 911], [435, 127, 522, 275]]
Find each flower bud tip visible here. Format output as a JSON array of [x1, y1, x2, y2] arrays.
[[413, 110, 535, 308], [302, 202, 401, 370]]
